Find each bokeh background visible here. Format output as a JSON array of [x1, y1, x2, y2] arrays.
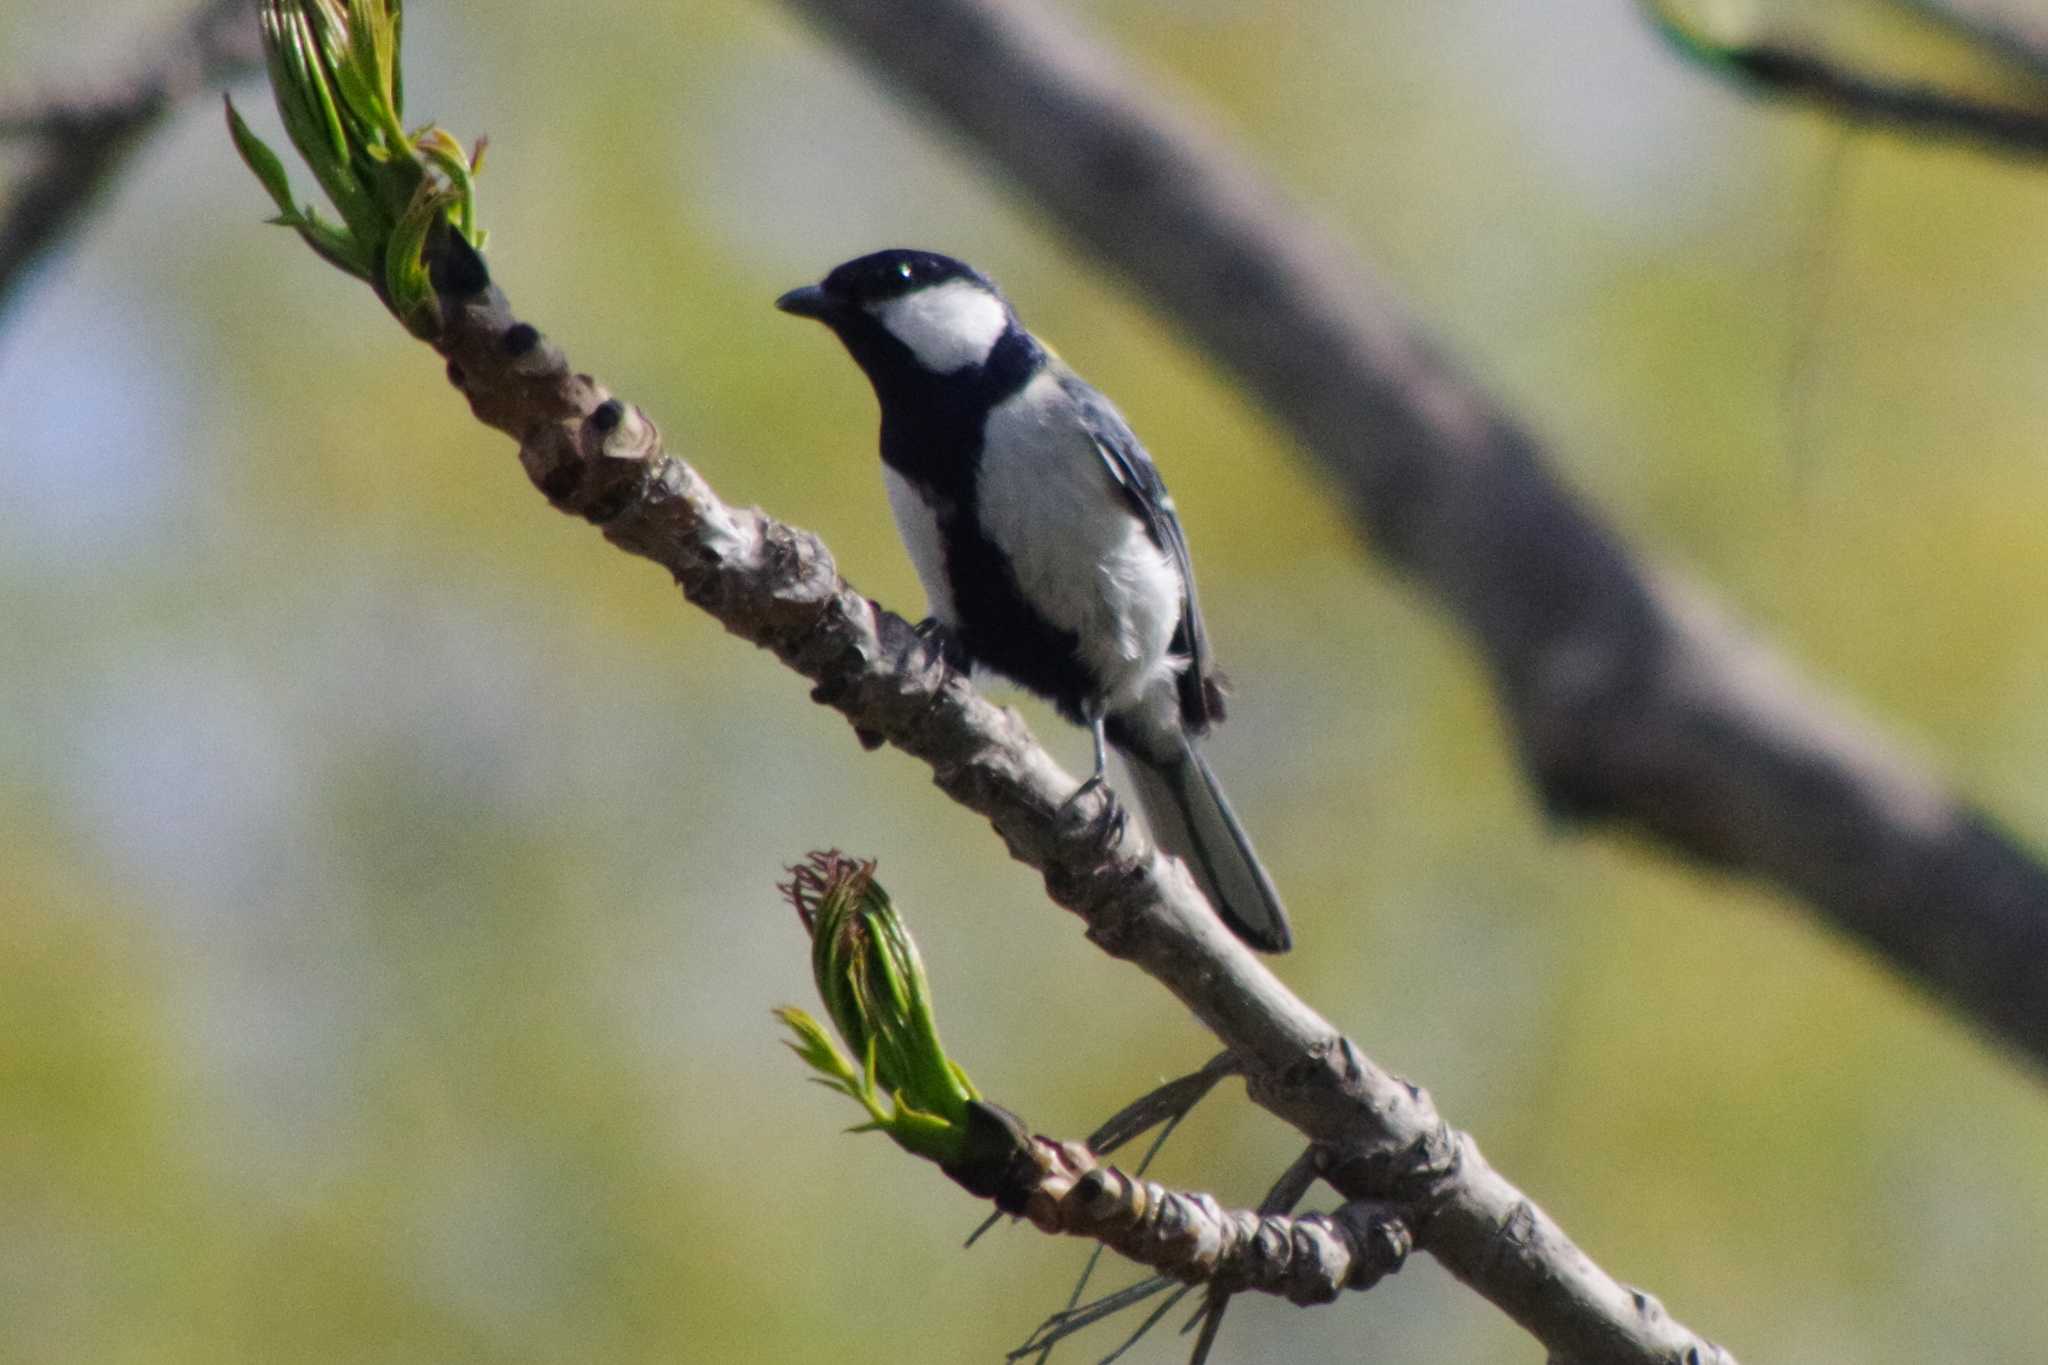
[[6, 1, 2048, 1360]]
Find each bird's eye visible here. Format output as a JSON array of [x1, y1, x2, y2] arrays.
[[898, 262, 914, 280]]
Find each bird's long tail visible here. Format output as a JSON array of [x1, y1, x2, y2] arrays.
[[1119, 735, 1292, 953]]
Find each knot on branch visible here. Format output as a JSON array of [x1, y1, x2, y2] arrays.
[[1316, 1114, 1462, 1231], [1333, 1201, 1412, 1294], [927, 1096, 1412, 1308], [497, 390, 658, 523], [999, 1138, 1409, 1305]]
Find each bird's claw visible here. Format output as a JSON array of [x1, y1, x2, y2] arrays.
[[1059, 775, 1127, 846], [1100, 797, 1129, 845], [1060, 771, 1105, 810], [914, 616, 970, 673]]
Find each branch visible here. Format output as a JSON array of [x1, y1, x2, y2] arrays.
[[1643, 0, 2048, 155], [776, 0, 2048, 1072], [0, 0, 259, 316], [412, 228, 1731, 1363], [225, 8, 1731, 1349], [1914, 0, 2048, 74], [775, 873, 1408, 1319], [993, 1131, 1410, 1310]]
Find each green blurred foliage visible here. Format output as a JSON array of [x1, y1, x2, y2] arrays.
[[4, 0, 2048, 1360]]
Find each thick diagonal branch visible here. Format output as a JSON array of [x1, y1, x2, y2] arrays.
[[778, 0, 2048, 1071], [416, 231, 1731, 1363]]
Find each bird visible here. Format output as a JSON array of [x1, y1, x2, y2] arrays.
[[776, 249, 1291, 953]]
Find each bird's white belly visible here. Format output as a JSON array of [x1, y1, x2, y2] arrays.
[[976, 372, 1182, 710], [883, 464, 958, 626]]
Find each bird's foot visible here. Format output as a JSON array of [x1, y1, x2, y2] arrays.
[[1060, 770, 1104, 810], [914, 616, 970, 673], [1058, 774, 1127, 846]]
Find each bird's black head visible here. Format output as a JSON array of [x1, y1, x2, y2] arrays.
[[779, 248, 992, 313], [777, 249, 1031, 387]]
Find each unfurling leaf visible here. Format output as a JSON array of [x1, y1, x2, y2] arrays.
[[777, 853, 982, 1165], [229, 0, 484, 332]]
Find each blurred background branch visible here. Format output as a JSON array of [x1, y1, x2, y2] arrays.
[[0, 0, 258, 320], [781, 0, 2048, 1073], [1916, 0, 2048, 63], [1645, 0, 2048, 156]]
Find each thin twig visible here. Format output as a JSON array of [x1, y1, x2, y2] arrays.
[[1907, 0, 2048, 75], [1034, 1053, 1241, 1361], [1642, 0, 2048, 155], [1181, 1146, 1324, 1363], [1720, 44, 2048, 155]]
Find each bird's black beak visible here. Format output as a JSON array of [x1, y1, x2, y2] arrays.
[[774, 284, 833, 320]]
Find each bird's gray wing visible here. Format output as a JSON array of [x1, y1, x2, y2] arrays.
[[1057, 370, 1225, 729]]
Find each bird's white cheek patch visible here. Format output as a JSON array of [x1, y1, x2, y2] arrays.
[[873, 281, 1009, 373]]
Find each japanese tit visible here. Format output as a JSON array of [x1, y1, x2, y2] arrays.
[[777, 250, 1291, 953]]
